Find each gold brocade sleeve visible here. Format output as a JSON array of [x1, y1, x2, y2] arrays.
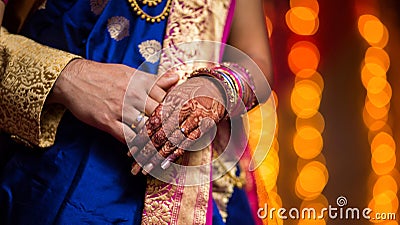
[[0, 27, 80, 148]]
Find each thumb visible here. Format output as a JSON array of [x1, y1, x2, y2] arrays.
[[156, 72, 179, 90]]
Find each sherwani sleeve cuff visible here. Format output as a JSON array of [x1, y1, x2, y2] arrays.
[[0, 27, 81, 148]]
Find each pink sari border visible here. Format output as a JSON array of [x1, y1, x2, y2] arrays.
[[219, 0, 236, 61]]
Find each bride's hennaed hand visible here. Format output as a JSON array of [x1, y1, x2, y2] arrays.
[[128, 76, 226, 175], [47, 58, 179, 143]]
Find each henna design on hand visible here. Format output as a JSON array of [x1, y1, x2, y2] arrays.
[[128, 77, 226, 175]]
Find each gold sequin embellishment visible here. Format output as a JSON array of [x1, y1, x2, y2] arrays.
[[90, 0, 109, 15], [107, 16, 130, 41], [138, 40, 161, 63]]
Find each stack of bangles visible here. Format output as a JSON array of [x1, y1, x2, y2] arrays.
[[189, 63, 258, 116]]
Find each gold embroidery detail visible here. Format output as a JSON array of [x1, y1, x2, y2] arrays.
[[212, 166, 236, 222], [0, 28, 79, 147], [141, 177, 177, 225], [139, 40, 161, 63], [90, 0, 109, 15], [107, 16, 130, 41], [142, 0, 231, 224], [156, 0, 231, 81]]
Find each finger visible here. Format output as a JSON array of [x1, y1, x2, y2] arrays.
[[108, 121, 137, 144], [149, 85, 167, 103], [156, 72, 179, 90], [179, 114, 202, 136], [144, 127, 187, 173], [134, 107, 189, 175], [143, 139, 177, 174], [123, 107, 145, 130], [161, 148, 185, 170], [129, 102, 177, 152], [131, 141, 158, 175], [144, 97, 159, 116], [161, 120, 214, 170]]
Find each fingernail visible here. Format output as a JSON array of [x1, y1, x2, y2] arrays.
[[127, 151, 132, 157], [161, 160, 171, 170], [131, 164, 141, 175], [142, 163, 154, 175]]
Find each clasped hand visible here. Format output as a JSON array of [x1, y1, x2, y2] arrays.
[[128, 76, 226, 175]]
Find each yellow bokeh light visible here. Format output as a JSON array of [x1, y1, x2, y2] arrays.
[[294, 126, 323, 159], [291, 82, 321, 118], [361, 63, 387, 88], [365, 47, 390, 72], [367, 82, 392, 108], [296, 162, 328, 199], [373, 175, 398, 197], [288, 41, 320, 74], [286, 7, 319, 36], [296, 112, 325, 133]]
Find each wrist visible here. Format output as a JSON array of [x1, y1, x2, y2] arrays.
[[47, 58, 85, 106]]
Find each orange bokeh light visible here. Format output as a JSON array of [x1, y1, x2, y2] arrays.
[[367, 77, 388, 94], [371, 132, 396, 151], [365, 98, 390, 120], [296, 112, 325, 133], [288, 41, 320, 74], [365, 47, 390, 72], [372, 144, 395, 164], [371, 155, 396, 175], [358, 14, 389, 48], [295, 71, 324, 91], [367, 82, 392, 108], [286, 7, 319, 36], [373, 175, 398, 197], [361, 63, 387, 89], [296, 162, 328, 199], [290, 0, 319, 14], [294, 126, 323, 159], [291, 80, 321, 118]]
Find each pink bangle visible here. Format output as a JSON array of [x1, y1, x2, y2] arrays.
[[2, 0, 7, 5]]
